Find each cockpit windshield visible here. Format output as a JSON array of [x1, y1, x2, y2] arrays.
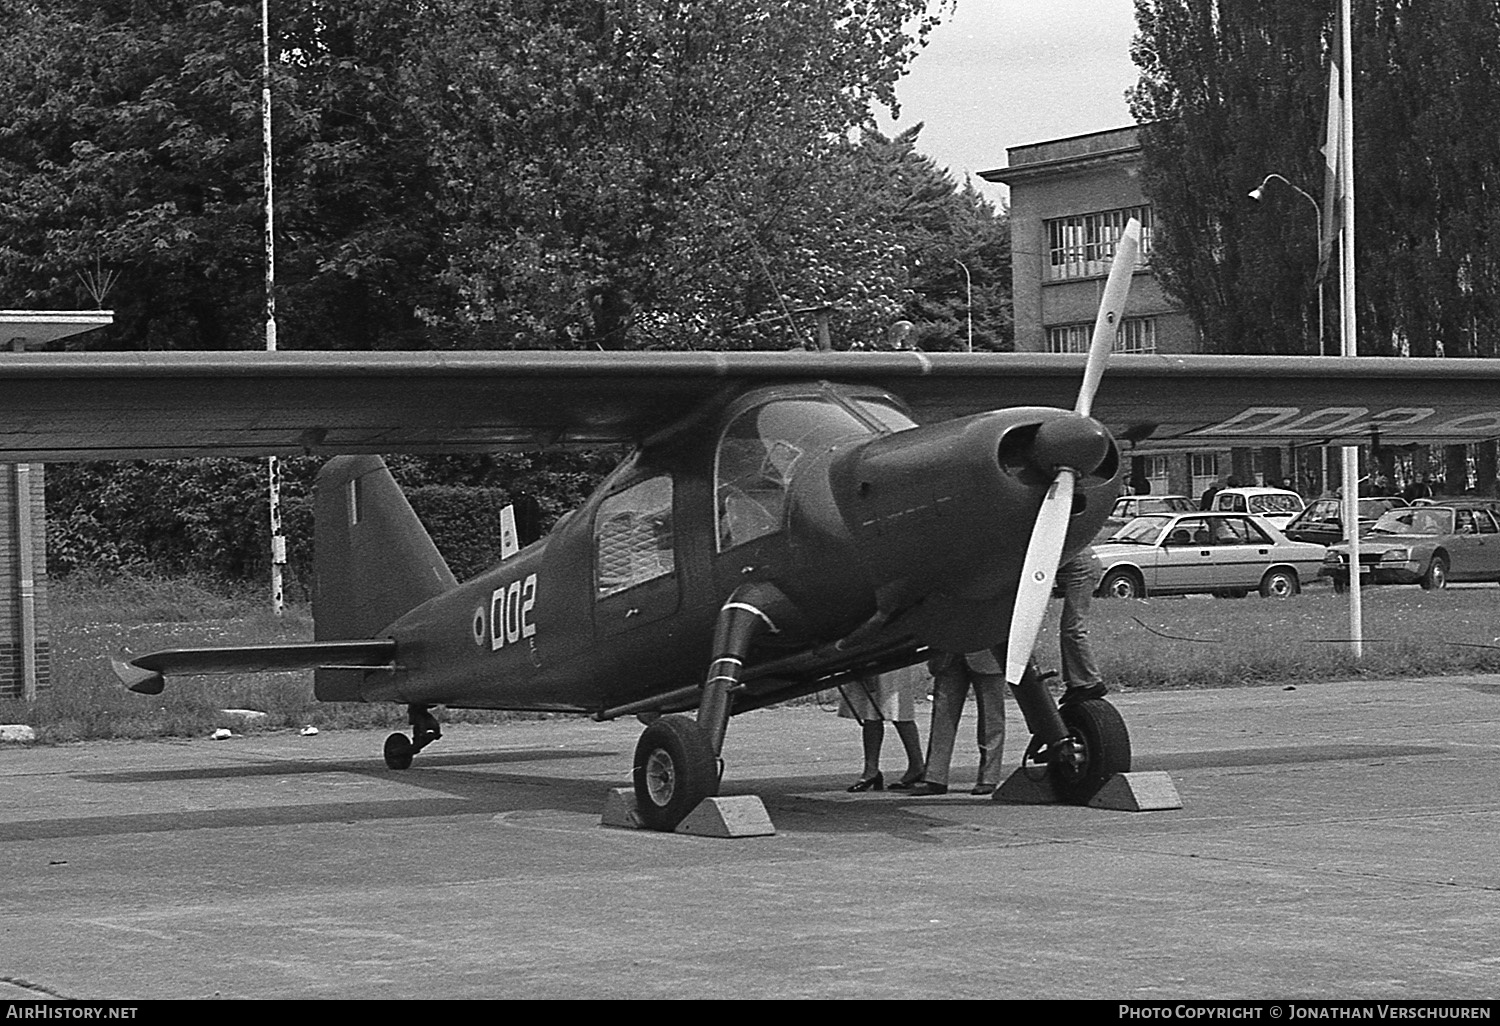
[[716, 398, 874, 549]]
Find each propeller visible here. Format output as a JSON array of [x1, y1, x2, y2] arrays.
[[1004, 218, 1141, 686]]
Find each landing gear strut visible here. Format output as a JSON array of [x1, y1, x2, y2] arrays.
[[632, 583, 788, 831], [1010, 663, 1130, 804], [383, 704, 442, 770]]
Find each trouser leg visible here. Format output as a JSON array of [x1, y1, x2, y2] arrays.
[[923, 669, 966, 787], [1059, 565, 1103, 689], [972, 673, 1007, 787]]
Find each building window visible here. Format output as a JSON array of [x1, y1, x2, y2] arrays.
[[1046, 205, 1153, 281], [1145, 455, 1169, 496], [1045, 316, 1157, 354], [1190, 453, 1220, 499]]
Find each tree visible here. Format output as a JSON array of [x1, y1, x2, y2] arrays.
[[409, 0, 946, 350], [844, 127, 1012, 351], [1130, 0, 1500, 358]]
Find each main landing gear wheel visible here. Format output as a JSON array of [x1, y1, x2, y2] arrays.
[[633, 714, 719, 832], [1050, 699, 1132, 805], [383, 732, 415, 770]]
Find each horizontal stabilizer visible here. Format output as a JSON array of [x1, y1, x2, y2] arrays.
[[111, 640, 398, 695]]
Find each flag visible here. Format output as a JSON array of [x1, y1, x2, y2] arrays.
[[1315, 62, 1342, 284]]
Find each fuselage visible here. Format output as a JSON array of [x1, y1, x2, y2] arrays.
[[357, 380, 1120, 715]]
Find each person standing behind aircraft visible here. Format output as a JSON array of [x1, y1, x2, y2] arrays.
[[1199, 475, 1225, 510], [1056, 550, 1108, 704], [837, 667, 926, 792], [908, 650, 1006, 796]]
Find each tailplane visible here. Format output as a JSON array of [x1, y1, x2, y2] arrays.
[[314, 455, 458, 641]]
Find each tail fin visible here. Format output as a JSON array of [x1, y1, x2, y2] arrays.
[[313, 456, 458, 641]]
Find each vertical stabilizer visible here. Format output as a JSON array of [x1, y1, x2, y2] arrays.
[[313, 456, 458, 641]]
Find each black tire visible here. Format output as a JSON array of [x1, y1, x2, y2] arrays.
[[1099, 568, 1144, 600], [1259, 567, 1299, 599], [383, 732, 414, 770], [633, 714, 718, 831], [1420, 554, 1449, 591], [1052, 699, 1131, 805]]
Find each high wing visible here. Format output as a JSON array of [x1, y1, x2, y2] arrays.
[[0, 350, 1496, 460]]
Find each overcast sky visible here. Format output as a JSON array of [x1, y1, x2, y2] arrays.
[[875, 0, 1142, 205]]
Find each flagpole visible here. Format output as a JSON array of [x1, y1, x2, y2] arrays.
[[1338, 0, 1362, 658], [262, 0, 285, 617]]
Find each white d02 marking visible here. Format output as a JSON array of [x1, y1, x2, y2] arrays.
[[490, 573, 538, 651]]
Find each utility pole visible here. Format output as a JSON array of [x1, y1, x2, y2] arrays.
[[262, 0, 284, 616]]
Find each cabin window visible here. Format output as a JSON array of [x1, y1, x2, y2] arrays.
[[595, 476, 675, 598], [851, 399, 917, 433], [716, 398, 871, 550]]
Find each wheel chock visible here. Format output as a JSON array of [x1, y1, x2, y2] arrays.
[[600, 790, 775, 836], [993, 768, 1182, 811], [676, 796, 776, 838], [600, 787, 643, 829], [993, 768, 1059, 804], [1087, 771, 1182, 811]]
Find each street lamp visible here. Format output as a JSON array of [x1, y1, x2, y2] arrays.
[[956, 259, 973, 352], [1249, 173, 1329, 506], [1248, 172, 1325, 357]]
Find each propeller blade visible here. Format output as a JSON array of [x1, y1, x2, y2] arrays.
[[1005, 469, 1077, 684], [1075, 217, 1142, 418], [1005, 218, 1139, 684]]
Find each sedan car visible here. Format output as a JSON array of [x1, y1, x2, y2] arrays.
[[1096, 493, 1197, 541], [1282, 495, 1409, 546], [1322, 504, 1500, 590], [1093, 512, 1326, 599], [1208, 486, 1306, 524]]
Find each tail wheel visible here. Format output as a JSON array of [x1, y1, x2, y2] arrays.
[[633, 714, 719, 832], [1259, 567, 1300, 598], [1421, 554, 1449, 590], [1051, 699, 1131, 805], [383, 732, 414, 770]]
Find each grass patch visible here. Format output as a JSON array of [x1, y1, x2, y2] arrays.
[[1042, 581, 1500, 690], [5, 575, 1499, 743]]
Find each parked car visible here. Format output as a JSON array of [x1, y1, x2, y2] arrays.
[[1322, 503, 1500, 590], [1208, 486, 1306, 524], [1282, 495, 1409, 546], [1092, 512, 1326, 599], [1096, 493, 1197, 540]]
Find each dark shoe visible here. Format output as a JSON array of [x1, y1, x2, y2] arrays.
[[906, 781, 948, 796], [846, 772, 883, 793], [1060, 683, 1108, 705], [970, 782, 997, 796], [888, 772, 924, 791]]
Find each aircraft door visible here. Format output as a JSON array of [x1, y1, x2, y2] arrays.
[[592, 474, 681, 639]]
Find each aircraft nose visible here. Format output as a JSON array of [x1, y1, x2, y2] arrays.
[[1029, 414, 1112, 477]]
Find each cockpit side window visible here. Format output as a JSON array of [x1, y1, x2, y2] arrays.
[[595, 475, 675, 597], [716, 397, 872, 550]]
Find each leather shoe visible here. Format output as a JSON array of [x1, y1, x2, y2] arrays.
[[1060, 682, 1108, 705], [846, 772, 883, 793], [970, 782, 997, 796], [905, 781, 948, 796], [888, 773, 923, 791]]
